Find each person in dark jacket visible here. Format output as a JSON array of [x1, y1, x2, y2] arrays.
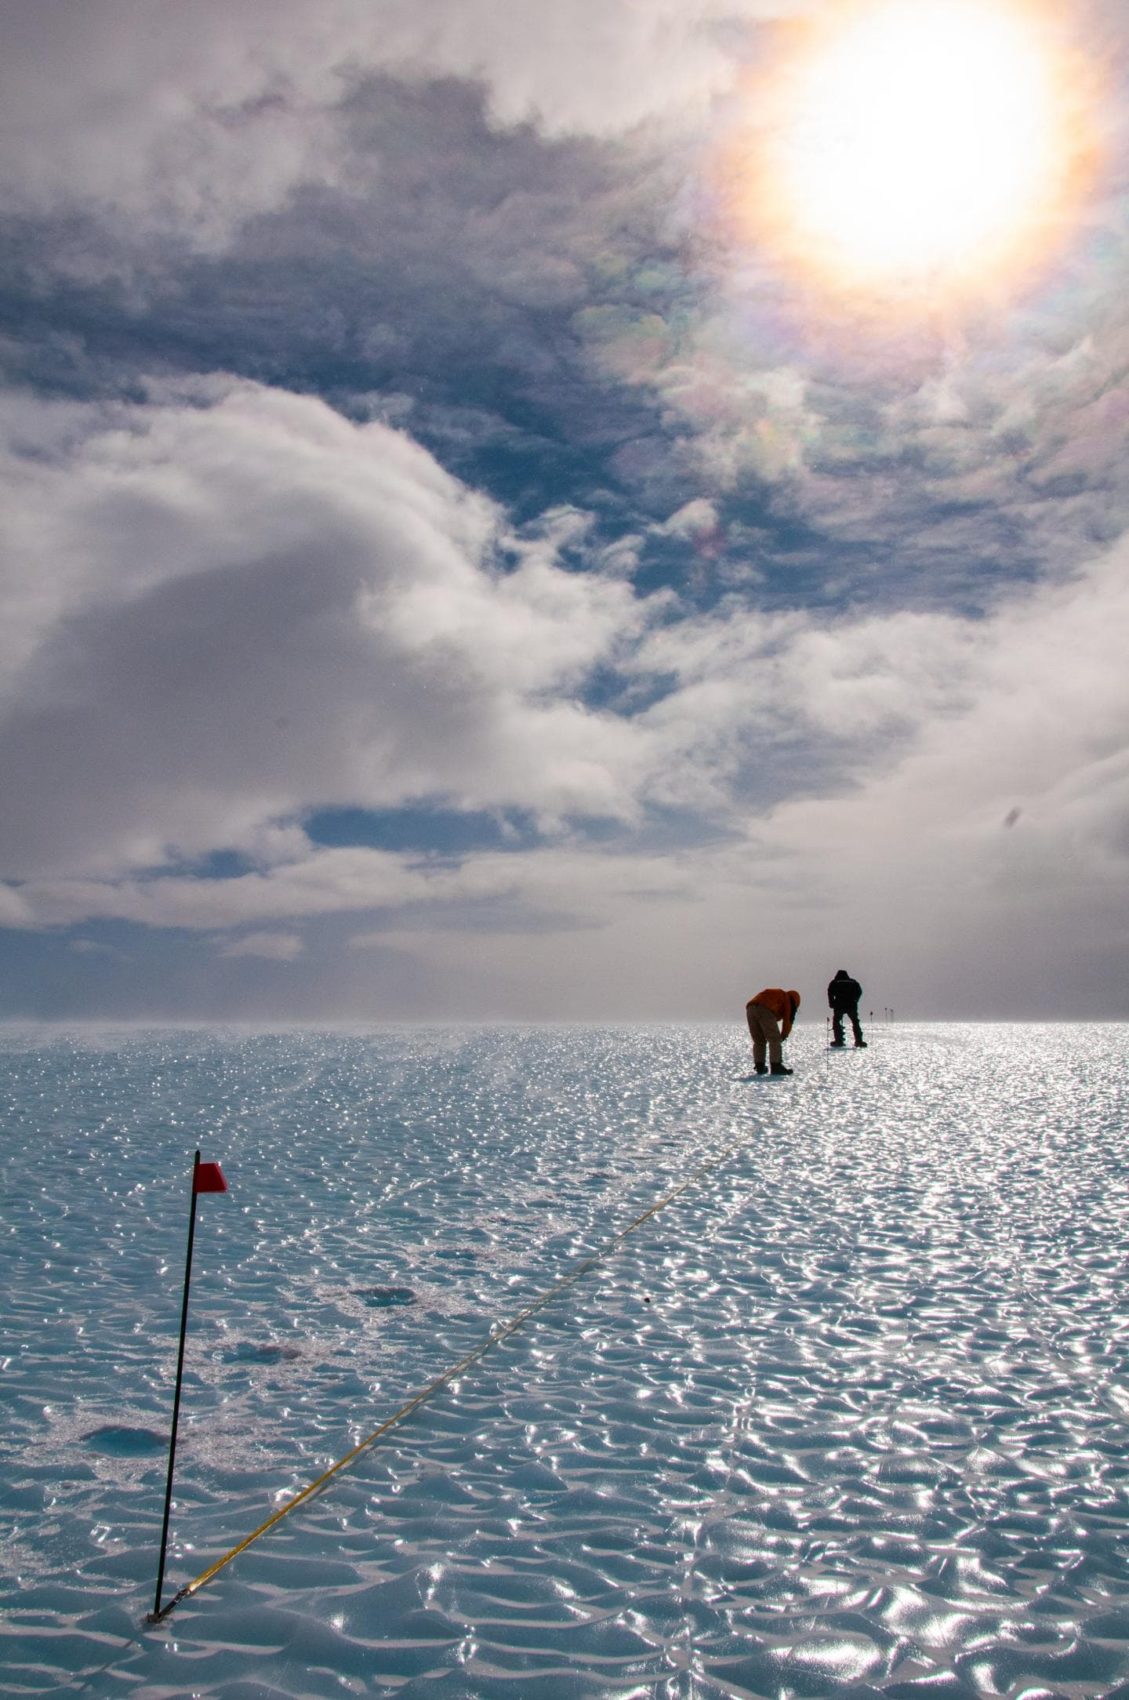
[[746, 987, 801, 1075], [828, 969, 866, 1048]]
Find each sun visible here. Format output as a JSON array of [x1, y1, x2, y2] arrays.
[[725, 0, 1091, 299]]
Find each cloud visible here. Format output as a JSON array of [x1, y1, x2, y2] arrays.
[[388, 526, 1129, 1012], [0, 0, 799, 247], [0, 1, 346, 246], [12, 841, 708, 972], [4, 367, 1126, 871], [8, 503, 1129, 1021], [742, 533, 1129, 1010], [0, 377, 659, 882], [0, 884, 32, 927], [574, 265, 1129, 601], [8, 0, 1124, 621], [2, 1, 1128, 1020], [220, 930, 305, 961], [657, 498, 720, 540]]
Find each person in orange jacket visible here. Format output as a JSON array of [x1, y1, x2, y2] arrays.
[[745, 987, 801, 1075]]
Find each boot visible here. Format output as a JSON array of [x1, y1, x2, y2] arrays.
[[754, 1065, 768, 1075], [829, 1040, 845, 1048], [854, 1040, 867, 1049], [769, 1063, 793, 1076]]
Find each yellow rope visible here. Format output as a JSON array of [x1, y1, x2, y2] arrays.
[[153, 1125, 752, 1620]]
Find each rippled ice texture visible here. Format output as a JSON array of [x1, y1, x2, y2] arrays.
[[3, 1022, 1129, 1700]]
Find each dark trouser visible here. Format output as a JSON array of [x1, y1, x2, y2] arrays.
[[746, 1000, 784, 1070], [832, 1004, 864, 1046]]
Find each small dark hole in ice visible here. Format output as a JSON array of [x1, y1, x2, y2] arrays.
[[85, 1425, 166, 1457], [356, 1285, 416, 1308], [222, 1341, 301, 1364]]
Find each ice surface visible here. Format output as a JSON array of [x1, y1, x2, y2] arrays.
[[1, 1021, 1128, 1698]]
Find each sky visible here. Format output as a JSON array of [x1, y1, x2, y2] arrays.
[[1, 0, 1128, 1022]]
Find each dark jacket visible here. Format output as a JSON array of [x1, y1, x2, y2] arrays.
[[827, 970, 861, 1011]]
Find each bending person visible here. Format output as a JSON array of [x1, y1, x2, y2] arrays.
[[746, 987, 801, 1076], [828, 968, 866, 1048]]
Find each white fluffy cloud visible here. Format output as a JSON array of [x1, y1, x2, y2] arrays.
[[374, 532, 1129, 1018], [0, 378, 654, 880], [2, 3, 1127, 1021], [6, 383, 1129, 1022], [0, 368, 1021, 915], [0, 0, 801, 245], [740, 538, 1129, 1012], [21, 841, 689, 934], [220, 930, 304, 961]]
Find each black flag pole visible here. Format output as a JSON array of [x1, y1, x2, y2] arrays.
[[152, 1149, 227, 1621]]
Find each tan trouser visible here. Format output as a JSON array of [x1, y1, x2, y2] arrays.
[[746, 1000, 783, 1070]]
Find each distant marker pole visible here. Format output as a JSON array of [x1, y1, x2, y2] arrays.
[[152, 1150, 228, 1621]]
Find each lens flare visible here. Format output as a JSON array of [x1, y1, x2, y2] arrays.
[[721, 0, 1095, 304]]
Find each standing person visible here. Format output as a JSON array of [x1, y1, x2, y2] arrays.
[[746, 988, 801, 1076], [828, 969, 866, 1048]]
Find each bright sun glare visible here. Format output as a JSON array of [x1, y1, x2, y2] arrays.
[[731, 0, 1089, 297]]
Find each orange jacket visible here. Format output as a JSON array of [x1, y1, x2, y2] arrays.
[[748, 988, 801, 1038]]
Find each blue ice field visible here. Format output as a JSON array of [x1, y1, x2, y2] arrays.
[[2, 1021, 1129, 1698]]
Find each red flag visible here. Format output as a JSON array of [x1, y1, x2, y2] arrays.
[[193, 1160, 228, 1194]]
